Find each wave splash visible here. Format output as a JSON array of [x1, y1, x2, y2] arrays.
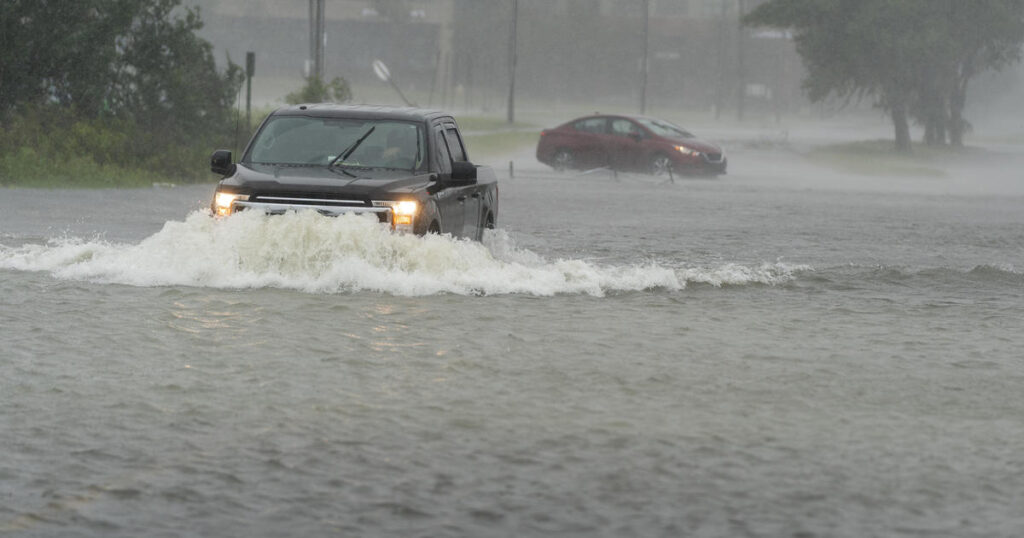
[[0, 211, 801, 296]]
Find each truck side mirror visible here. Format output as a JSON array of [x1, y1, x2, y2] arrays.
[[210, 149, 234, 176], [450, 161, 477, 183]]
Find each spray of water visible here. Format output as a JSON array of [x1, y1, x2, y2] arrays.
[[0, 211, 805, 296]]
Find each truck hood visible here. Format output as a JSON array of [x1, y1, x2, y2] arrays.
[[220, 163, 434, 197]]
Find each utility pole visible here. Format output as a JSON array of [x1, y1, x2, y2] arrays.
[[507, 0, 518, 124], [714, 1, 727, 119], [245, 52, 255, 129], [736, 0, 746, 121], [309, 0, 325, 80], [640, 0, 650, 114], [308, 0, 315, 76]]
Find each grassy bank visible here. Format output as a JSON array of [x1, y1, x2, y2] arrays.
[[458, 116, 540, 163], [463, 131, 540, 162], [803, 139, 977, 177], [0, 147, 163, 188], [0, 107, 243, 189]]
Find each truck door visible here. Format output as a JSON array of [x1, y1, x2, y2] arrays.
[[432, 124, 464, 236], [442, 124, 482, 238]]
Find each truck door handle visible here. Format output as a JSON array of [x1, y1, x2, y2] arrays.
[[471, 192, 481, 198]]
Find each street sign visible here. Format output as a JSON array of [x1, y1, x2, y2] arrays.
[[372, 59, 414, 106], [372, 59, 391, 82]]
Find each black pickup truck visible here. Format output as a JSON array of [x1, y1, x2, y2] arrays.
[[209, 105, 498, 240]]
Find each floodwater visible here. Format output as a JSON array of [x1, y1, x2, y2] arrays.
[[2, 139, 1024, 537]]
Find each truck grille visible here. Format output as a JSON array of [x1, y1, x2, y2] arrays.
[[234, 192, 390, 222], [250, 192, 368, 207]]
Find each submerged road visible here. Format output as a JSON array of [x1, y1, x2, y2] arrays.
[[2, 146, 1024, 537]]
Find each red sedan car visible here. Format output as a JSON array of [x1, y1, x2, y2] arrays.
[[536, 114, 726, 176]]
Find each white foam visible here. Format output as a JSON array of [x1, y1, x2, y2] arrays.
[[0, 211, 804, 296], [678, 262, 811, 287]]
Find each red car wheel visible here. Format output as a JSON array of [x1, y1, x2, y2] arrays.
[[552, 148, 574, 171], [649, 154, 673, 176]]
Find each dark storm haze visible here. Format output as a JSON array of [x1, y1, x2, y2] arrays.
[[2, 1, 1024, 537]]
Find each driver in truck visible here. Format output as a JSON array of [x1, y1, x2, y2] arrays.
[[380, 125, 419, 170]]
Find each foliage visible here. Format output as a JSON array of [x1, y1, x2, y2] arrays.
[[744, 0, 1024, 151], [1, 0, 127, 114], [0, 0, 244, 186], [112, 0, 245, 138], [285, 75, 354, 105], [1, 0, 243, 127]]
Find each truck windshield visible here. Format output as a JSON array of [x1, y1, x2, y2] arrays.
[[246, 116, 426, 171]]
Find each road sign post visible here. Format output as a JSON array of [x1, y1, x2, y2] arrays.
[[373, 59, 415, 107]]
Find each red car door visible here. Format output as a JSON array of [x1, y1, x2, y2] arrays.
[[605, 117, 647, 171], [566, 117, 609, 169]]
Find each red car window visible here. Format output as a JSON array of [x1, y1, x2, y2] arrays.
[[572, 118, 606, 134], [609, 118, 641, 137]]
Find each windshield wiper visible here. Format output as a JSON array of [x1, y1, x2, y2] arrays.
[[329, 126, 375, 168], [326, 165, 357, 178]]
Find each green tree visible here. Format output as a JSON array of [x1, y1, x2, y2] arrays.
[[0, 0, 242, 135], [744, 0, 1024, 152], [0, 0, 134, 114], [111, 0, 244, 138], [0, 0, 243, 183], [929, 1, 1024, 146]]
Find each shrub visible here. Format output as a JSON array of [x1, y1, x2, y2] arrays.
[[285, 75, 354, 104]]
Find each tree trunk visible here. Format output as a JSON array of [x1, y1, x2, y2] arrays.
[[949, 57, 974, 148], [891, 100, 912, 153], [923, 108, 947, 146], [949, 81, 968, 147], [924, 118, 937, 145]]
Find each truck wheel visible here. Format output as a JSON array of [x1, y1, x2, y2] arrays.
[[649, 154, 673, 177], [478, 212, 495, 241], [552, 149, 574, 171], [427, 221, 441, 234]]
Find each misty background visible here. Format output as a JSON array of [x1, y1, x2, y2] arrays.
[[186, 0, 1024, 134]]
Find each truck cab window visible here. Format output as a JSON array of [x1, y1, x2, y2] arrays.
[[443, 127, 467, 162], [434, 127, 453, 174]]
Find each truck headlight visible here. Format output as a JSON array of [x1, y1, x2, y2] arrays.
[[393, 201, 418, 223], [373, 200, 418, 231], [213, 192, 248, 216]]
